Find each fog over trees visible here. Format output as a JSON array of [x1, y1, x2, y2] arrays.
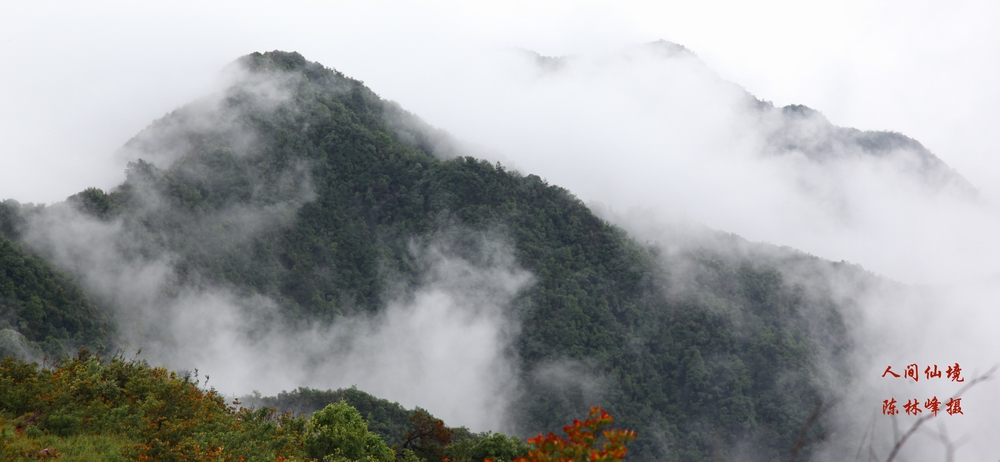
[[3, 5, 1000, 461]]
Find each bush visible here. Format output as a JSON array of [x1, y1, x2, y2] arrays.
[[305, 401, 395, 462]]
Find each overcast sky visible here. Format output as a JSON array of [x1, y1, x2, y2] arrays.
[[2, 1, 998, 205]]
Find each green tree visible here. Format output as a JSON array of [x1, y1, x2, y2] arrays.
[[306, 401, 396, 462], [445, 431, 529, 462]]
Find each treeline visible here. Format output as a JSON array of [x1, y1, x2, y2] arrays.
[[0, 351, 528, 461], [246, 387, 528, 462]]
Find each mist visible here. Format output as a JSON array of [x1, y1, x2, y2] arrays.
[[3, 1, 1000, 459], [10, 61, 533, 432], [415, 45, 1000, 459], [23, 193, 530, 431]]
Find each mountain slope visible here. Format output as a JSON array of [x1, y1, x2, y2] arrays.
[[0, 202, 113, 358], [0, 51, 884, 461], [523, 40, 976, 202]]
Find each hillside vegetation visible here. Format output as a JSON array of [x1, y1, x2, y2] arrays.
[[0, 351, 534, 461], [0, 351, 308, 461], [0, 219, 112, 359]]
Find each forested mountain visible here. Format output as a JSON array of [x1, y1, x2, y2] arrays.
[[0, 209, 112, 359], [525, 40, 976, 199], [759, 103, 976, 196], [0, 50, 904, 461]]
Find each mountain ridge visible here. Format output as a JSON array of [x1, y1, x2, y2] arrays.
[[0, 50, 909, 461], [519, 41, 977, 200]]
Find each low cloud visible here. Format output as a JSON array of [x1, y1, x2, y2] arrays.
[[3, 20, 998, 456], [23, 197, 531, 431], [449, 46, 1000, 459]]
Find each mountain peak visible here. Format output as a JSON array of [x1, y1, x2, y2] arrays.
[[238, 50, 310, 73], [640, 39, 696, 58]]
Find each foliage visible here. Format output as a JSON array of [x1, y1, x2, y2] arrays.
[[248, 387, 529, 462], [514, 407, 635, 462], [0, 51, 870, 460], [0, 350, 313, 461], [445, 431, 530, 462], [305, 402, 395, 462], [398, 409, 453, 462], [246, 386, 414, 449], [0, 234, 113, 358], [0, 199, 32, 242], [0, 417, 129, 461]]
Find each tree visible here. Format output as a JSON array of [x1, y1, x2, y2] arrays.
[[445, 431, 530, 462], [306, 401, 395, 462], [399, 408, 454, 462], [513, 407, 636, 462]]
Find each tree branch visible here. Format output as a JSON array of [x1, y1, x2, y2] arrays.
[[884, 365, 996, 462]]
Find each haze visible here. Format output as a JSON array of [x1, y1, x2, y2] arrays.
[[2, 1, 999, 460]]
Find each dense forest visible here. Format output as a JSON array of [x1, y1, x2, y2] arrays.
[[0, 51, 889, 461], [0, 224, 112, 359]]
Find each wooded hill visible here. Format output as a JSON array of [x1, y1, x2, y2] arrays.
[[0, 351, 528, 461], [0, 51, 888, 461]]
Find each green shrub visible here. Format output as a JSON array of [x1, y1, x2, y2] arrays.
[[305, 401, 395, 462]]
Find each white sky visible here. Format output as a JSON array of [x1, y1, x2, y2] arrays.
[[2, 1, 998, 205]]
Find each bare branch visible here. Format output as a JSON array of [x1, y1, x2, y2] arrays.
[[852, 415, 876, 462], [884, 365, 997, 462], [926, 420, 972, 462]]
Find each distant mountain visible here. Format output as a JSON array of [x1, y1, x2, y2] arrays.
[[760, 103, 976, 196], [0, 50, 897, 461], [526, 40, 977, 200]]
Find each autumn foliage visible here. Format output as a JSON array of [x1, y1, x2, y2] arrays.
[[2, 347, 636, 462], [401, 409, 454, 461], [0, 349, 306, 461], [511, 407, 636, 462]]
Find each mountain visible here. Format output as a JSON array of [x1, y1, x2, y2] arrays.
[[655, 40, 974, 198], [525, 40, 976, 201], [0, 203, 113, 359], [760, 103, 976, 196], [0, 50, 912, 461]]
